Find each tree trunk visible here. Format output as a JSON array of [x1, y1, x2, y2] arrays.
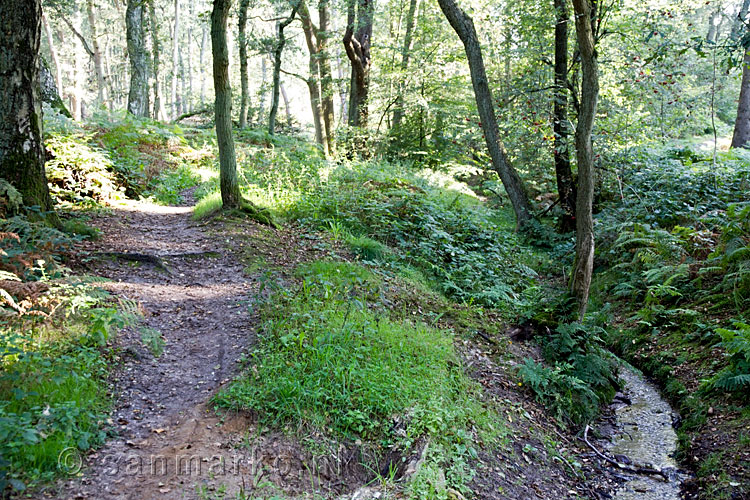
[[39, 57, 72, 118], [41, 12, 63, 98], [343, 0, 374, 128], [180, 50, 187, 113], [171, 0, 180, 119], [299, 0, 328, 152], [186, 0, 194, 113], [70, 8, 84, 120], [200, 22, 208, 106], [570, 0, 599, 319], [732, 48, 750, 148], [280, 82, 292, 125], [436, 0, 532, 228], [553, 0, 576, 232], [238, 0, 250, 128], [211, 0, 241, 208], [0, 0, 57, 217], [318, 0, 335, 153], [87, 0, 108, 107], [126, 0, 150, 116], [269, 3, 300, 135], [391, 0, 419, 129], [149, 0, 164, 120], [260, 57, 268, 116], [730, 0, 750, 42]]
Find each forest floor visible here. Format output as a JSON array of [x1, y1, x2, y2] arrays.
[[43, 191, 625, 500]]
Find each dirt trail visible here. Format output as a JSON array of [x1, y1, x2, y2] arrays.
[[57, 199, 259, 499]]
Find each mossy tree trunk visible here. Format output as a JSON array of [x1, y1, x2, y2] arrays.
[[317, 0, 335, 154], [436, 0, 532, 228], [126, 0, 150, 116], [570, 0, 599, 319], [0, 0, 57, 218], [211, 0, 241, 208]]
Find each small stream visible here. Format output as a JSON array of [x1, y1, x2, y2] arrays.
[[603, 366, 686, 500]]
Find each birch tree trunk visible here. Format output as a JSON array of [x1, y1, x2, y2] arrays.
[[211, 0, 241, 208], [0, 0, 57, 218], [436, 0, 532, 228], [200, 22, 208, 107], [126, 0, 150, 116], [570, 0, 599, 319]]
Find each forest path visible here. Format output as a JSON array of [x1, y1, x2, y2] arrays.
[[58, 197, 260, 499]]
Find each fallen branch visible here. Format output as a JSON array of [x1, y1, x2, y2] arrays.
[[582, 425, 669, 480]]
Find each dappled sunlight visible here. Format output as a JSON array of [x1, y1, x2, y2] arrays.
[[109, 198, 194, 215]]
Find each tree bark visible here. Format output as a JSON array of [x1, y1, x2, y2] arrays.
[[39, 57, 72, 118], [318, 0, 335, 153], [186, 0, 194, 113], [280, 81, 292, 125], [553, 0, 576, 232], [570, 0, 599, 319], [171, 0, 180, 119], [238, 0, 250, 128], [211, 0, 241, 208], [200, 22, 208, 106], [126, 0, 150, 116], [41, 11, 63, 98], [259, 56, 268, 116], [299, 0, 328, 152], [436, 0, 532, 228], [0, 0, 57, 217], [87, 0, 108, 107], [149, 0, 165, 120], [268, 3, 300, 135], [391, 0, 419, 129], [732, 48, 750, 148], [343, 0, 374, 128]]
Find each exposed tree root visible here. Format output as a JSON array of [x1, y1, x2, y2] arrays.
[[96, 251, 223, 274], [238, 200, 279, 229]]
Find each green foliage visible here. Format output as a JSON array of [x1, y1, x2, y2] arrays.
[[710, 322, 750, 393], [215, 261, 501, 493], [45, 133, 123, 205], [0, 216, 73, 281], [518, 322, 618, 428], [0, 180, 22, 218], [291, 162, 537, 310]]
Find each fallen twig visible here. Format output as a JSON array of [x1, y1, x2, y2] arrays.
[[582, 425, 668, 480]]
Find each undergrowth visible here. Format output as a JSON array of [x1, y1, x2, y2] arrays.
[[214, 260, 505, 496]]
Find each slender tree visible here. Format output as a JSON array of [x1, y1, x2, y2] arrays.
[[149, 0, 165, 120], [318, 0, 335, 153], [553, 0, 576, 231], [269, 2, 300, 135], [299, 0, 328, 152], [238, 0, 251, 128], [0, 0, 57, 219], [87, 0, 108, 107], [570, 0, 599, 318], [391, 0, 419, 129], [126, 0, 150, 116], [171, 0, 180, 118], [343, 0, 374, 128], [732, 47, 750, 148], [211, 0, 242, 207], [436, 0, 532, 228], [41, 11, 63, 97]]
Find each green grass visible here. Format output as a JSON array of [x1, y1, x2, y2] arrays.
[[214, 260, 504, 494], [193, 192, 223, 219]]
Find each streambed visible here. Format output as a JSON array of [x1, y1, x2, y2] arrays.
[[604, 366, 686, 500]]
